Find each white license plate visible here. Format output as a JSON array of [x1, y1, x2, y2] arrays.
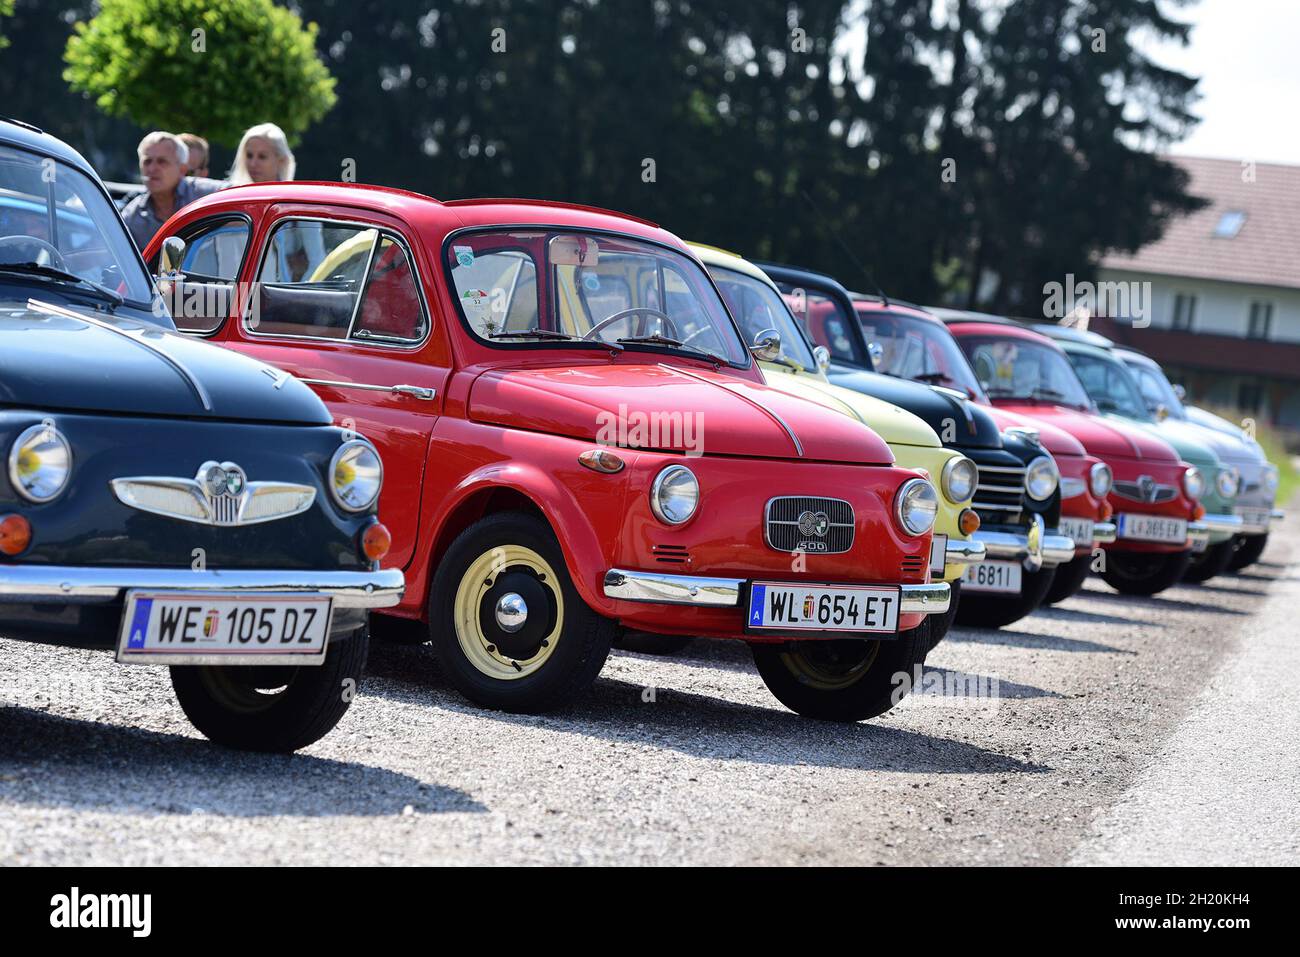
[[747, 582, 900, 634], [1058, 517, 1094, 546], [117, 592, 333, 665], [1117, 513, 1188, 544], [1236, 508, 1271, 529], [962, 560, 1022, 594], [929, 534, 948, 575]]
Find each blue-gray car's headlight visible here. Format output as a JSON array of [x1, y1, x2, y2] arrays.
[[1263, 464, 1280, 494], [1215, 466, 1239, 499], [329, 440, 383, 512], [650, 465, 699, 525], [895, 478, 938, 536], [1025, 455, 1059, 501], [8, 423, 72, 503]]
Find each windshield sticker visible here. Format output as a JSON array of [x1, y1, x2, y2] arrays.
[[453, 245, 475, 268], [583, 273, 601, 292]]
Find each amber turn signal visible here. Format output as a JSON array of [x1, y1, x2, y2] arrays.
[[578, 448, 625, 473], [958, 507, 981, 536], [361, 522, 392, 561], [1192, 503, 1206, 521], [0, 514, 32, 556], [1099, 500, 1113, 521]]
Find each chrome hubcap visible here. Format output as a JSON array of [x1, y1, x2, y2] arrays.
[[494, 592, 529, 633]]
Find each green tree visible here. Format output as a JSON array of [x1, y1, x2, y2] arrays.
[[0, 0, 14, 50], [63, 0, 337, 146]]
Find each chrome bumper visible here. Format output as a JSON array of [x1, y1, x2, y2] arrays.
[[1187, 521, 1212, 547], [1238, 508, 1285, 535], [944, 538, 986, 566], [1092, 522, 1117, 544], [0, 565, 405, 609], [602, 570, 951, 616], [1200, 512, 1244, 536], [973, 514, 1074, 570]]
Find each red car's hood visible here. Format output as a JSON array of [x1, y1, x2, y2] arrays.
[[982, 406, 1087, 458], [468, 362, 895, 465], [992, 402, 1180, 463]]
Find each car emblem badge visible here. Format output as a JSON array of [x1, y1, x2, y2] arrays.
[[1138, 475, 1156, 502], [111, 460, 316, 527], [797, 510, 830, 537]]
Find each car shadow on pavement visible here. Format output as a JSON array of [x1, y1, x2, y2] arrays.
[[362, 643, 1049, 775], [946, 627, 1136, 655], [1030, 605, 1164, 628], [918, 665, 1064, 700], [1180, 582, 1270, 598], [1081, 590, 1250, 615], [0, 705, 482, 818]]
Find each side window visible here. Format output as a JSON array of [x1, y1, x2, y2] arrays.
[[352, 236, 428, 342], [250, 221, 377, 339], [168, 217, 250, 334]]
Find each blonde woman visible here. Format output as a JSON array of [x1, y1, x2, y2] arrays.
[[229, 123, 296, 184]]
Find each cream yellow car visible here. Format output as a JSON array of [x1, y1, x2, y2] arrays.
[[692, 244, 984, 647]]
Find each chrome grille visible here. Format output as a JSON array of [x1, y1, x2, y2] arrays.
[[211, 493, 240, 525], [765, 496, 854, 554], [973, 464, 1026, 523], [1114, 480, 1177, 504]]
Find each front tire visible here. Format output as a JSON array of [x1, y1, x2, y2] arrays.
[[1227, 533, 1269, 571], [750, 619, 930, 722], [954, 565, 1055, 629], [1042, 554, 1093, 605], [170, 625, 368, 753], [1100, 549, 1193, 596], [429, 511, 616, 713], [1182, 540, 1236, 583]]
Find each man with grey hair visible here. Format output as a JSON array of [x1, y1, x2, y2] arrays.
[[121, 131, 227, 250]]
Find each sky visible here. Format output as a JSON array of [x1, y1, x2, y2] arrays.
[[1142, 0, 1300, 165]]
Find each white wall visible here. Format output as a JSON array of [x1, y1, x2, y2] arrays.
[[1097, 268, 1300, 343]]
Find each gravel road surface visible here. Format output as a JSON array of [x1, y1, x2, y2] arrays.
[[2, 513, 1295, 866]]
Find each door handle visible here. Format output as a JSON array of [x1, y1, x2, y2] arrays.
[[297, 377, 437, 400], [391, 384, 436, 400]]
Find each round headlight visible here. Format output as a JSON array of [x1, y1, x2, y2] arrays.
[[329, 440, 383, 512], [1089, 461, 1113, 499], [1263, 464, 1280, 494], [8, 423, 72, 503], [1024, 455, 1059, 501], [895, 478, 938, 536], [1182, 466, 1204, 500], [1215, 466, 1240, 499], [940, 456, 978, 504], [650, 465, 699, 525]]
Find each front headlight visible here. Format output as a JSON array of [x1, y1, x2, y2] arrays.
[[1024, 455, 1059, 501], [1182, 466, 1204, 500], [1215, 466, 1240, 499], [1089, 461, 1113, 498], [8, 423, 72, 503], [329, 440, 383, 512], [940, 456, 978, 504], [650, 465, 699, 525], [1263, 464, 1280, 494], [895, 478, 938, 536]]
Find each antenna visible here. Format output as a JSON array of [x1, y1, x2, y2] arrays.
[[799, 188, 890, 307]]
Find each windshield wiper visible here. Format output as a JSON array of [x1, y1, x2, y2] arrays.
[[910, 371, 950, 384], [490, 327, 623, 350], [616, 333, 726, 364], [0, 262, 124, 310], [1029, 387, 1070, 402]]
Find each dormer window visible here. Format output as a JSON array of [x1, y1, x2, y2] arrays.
[[1213, 210, 1247, 238]]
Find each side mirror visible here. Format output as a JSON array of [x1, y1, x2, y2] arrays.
[[813, 345, 831, 373], [158, 235, 186, 278], [750, 328, 782, 362], [1172, 383, 1187, 401], [1155, 404, 1170, 421]]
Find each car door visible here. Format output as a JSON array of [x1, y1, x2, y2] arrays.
[[200, 204, 448, 573]]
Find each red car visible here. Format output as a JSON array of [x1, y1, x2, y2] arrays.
[[849, 297, 1116, 606], [939, 315, 1209, 595], [145, 184, 951, 721]]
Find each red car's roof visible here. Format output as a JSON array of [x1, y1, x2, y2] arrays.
[[947, 320, 1058, 345], [852, 297, 941, 323], [182, 182, 678, 249]]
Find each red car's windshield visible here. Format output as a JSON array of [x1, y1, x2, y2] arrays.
[[855, 306, 987, 401], [958, 335, 1093, 411]]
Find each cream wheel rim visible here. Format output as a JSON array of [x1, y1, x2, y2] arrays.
[[452, 544, 563, 680]]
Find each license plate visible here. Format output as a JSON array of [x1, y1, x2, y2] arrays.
[[1236, 508, 1271, 529], [1116, 513, 1188, 544], [117, 592, 333, 665], [929, 534, 948, 575], [747, 582, 900, 634], [1058, 517, 1094, 546], [961, 560, 1022, 594]]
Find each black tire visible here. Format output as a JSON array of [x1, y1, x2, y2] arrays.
[[615, 632, 694, 655], [1042, 554, 1092, 605], [1182, 539, 1236, 584], [924, 580, 960, 653], [1100, 549, 1193, 596], [954, 565, 1055, 629], [428, 511, 616, 713], [751, 619, 930, 722], [1227, 533, 1269, 572], [170, 625, 368, 753]]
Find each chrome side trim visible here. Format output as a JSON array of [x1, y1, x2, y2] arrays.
[[0, 566, 404, 608], [298, 378, 436, 400], [28, 298, 214, 411], [603, 569, 741, 606], [944, 538, 986, 565], [1092, 522, 1117, 544]]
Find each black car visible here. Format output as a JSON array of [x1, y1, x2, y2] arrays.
[[758, 263, 1074, 629], [0, 117, 403, 752]]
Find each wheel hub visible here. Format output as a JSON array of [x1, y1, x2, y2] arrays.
[[478, 570, 553, 660]]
